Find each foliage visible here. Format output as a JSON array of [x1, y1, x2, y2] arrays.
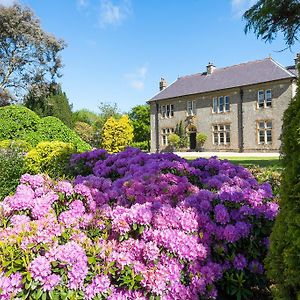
[[196, 132, 207, 148], [25, 141, 77, 178], [92, 102, 121, 147], [72, 109, 99, 126], [0, 105, 91, 152], [130, 141, 149, 151], [0, 105, 40, 140], [0, 139, 32, 153], [25, 84, 74, 128], [266, 65, 300, 299], [168, 133, 180, 150], [0, 4, 65, 104], [0, 148, 277, 299], [243, 0, 300, 47], [0, 148, 25, 200], [101, 115, 134, 153], [128, 104, 150, 147], [73, 121, 94, 145], [247, 166, 281, 198]]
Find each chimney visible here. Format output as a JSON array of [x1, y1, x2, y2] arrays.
[[159, 78, 167, 91], [206, 62, 216, 75], [295, 53, 300, 67]]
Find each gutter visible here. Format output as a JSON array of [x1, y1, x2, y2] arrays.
[[238, 88, 244, 152]]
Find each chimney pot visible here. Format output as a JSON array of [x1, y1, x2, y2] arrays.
[[206, 62, 216, 75], [159, 78, 167, 91]]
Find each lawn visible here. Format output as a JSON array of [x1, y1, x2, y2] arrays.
[[185, 156, 282, 168]]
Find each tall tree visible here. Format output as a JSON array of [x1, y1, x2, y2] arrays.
[[244, 1, 300, 299], [243, 0, 300, 47], [128, 104, 150, 143], [0, 4, 65, 104], [24, 84, 73, 128]]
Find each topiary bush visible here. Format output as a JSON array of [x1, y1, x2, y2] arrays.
[[25, 141, 77, 179], [0, 105, 40, 140], [0, 148, 278, 299], [0, 105, 91, 152], [266, 68, 300, 299], [168, 133, 180, 150]]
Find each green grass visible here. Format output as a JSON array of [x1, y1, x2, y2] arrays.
[[185, 156, 281, 168]]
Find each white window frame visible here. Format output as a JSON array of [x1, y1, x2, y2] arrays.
[[212, 96, 230, 113], [161, 128, 175, 146], [161, 104, 174, 118], [187, 100, 196, 116], [212, 124, 230, 145], [257, 89, 272, 108], [257, 121, 272, 144]]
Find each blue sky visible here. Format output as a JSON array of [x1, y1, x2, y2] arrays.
[[1, 0, 298, 113]]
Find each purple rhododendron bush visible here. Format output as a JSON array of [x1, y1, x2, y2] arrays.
[[0, 148, 278, 300]]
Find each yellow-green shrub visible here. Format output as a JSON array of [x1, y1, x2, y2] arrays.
[[25, 141, 77, 178], [101, 115, 133, 153], [0, 139, 32, 152]]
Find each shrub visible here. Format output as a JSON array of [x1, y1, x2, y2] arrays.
[[0, 148, 278, 299], [196, 132, 207, 149], [130, 141, 149, 151], [0, 148, 25, 200], [74, 121, 94, 145], [266, 66, 300, 299], [0, 139, 32, 153], [0, 105, 91, 152], [248, 166, 282, 198], [101, 115, 134, 153], [0, 105, 40, 140], [25, 141, 77, 178], [168, 133, 180, 150]]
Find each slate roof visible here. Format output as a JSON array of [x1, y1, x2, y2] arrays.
[[150, 58, 297, 102]]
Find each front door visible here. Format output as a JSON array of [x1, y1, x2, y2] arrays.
[[189, 132, 196, 150]]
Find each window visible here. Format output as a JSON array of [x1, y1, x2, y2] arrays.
[[257, 121, 272, 144], [161, 128, 174, 146], [187, 100, 196, 116], [213, 97, 218, 113], [212, 124, 230, 145], [212, 96, 230, 113], [161, 104, 174, 118], [257, 89, 272, 108]]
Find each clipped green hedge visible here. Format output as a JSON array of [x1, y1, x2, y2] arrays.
[[266, 67, 300, 299], [25, 141, 77, 179], [0, 105, 91, 152]]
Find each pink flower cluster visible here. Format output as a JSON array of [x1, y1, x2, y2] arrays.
[[0, 148, 279, 299]]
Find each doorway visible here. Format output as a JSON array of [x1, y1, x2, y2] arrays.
[[189, 132, 196, 150]]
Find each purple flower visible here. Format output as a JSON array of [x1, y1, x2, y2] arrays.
[[233, 254, 247, 270]]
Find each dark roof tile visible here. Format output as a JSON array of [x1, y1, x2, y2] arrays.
[[150, 58, 296, 101]]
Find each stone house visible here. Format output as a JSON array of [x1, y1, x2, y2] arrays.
[[148, 56, 298, 152]]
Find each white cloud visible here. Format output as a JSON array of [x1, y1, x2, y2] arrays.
[[125, 65, 148, 91], [78, 0, 88, 7], [231, 0, 256, 18], [0, 0, 17, 6], [99, 0, 132, 27]]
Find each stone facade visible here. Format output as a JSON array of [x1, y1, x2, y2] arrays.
[[150, 74, 297, 153]]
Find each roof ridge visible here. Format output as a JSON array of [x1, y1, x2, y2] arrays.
[[269, 57, 296, 77], [179, 58, 270, 80]]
